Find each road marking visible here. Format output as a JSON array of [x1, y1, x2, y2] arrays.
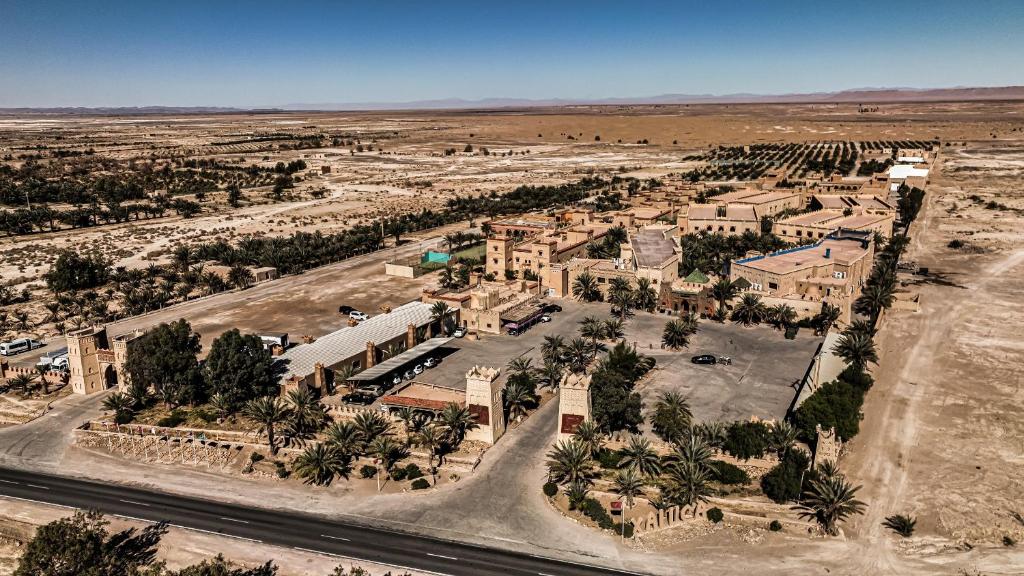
[[291, 547, 452, 576], [538, 573, 556, 576], [426, 553, 458, 561], [320, 534, 351, 541], [119, 499, 150, 507], [113, 513, 153, 523], [0, 479, 20, 485], [0, 494, 76, 509], [25, 483, 49, 490], [168, 523, 262, 543], [219, 516, 249, 524]]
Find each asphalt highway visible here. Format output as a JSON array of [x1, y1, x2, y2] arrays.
[[0, 467, 641, 576]]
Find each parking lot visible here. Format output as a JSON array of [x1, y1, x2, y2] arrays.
[[623, 312, 823, 426]]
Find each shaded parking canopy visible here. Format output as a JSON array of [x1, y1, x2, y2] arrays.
[[347, 337, 453, 382]]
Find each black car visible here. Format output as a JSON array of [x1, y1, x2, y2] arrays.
[[338, 305, 356, 315], [544, 304, 563, 313], [341, 392, 376, 405], [691, 354, 717, 365]]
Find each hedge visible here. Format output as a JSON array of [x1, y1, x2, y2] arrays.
[[706, 507, 724, 523], [709, 460, 750, 485], [411, 478, 430, 490]]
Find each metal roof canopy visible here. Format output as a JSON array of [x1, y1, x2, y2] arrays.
[[347, 337, 453, 382]]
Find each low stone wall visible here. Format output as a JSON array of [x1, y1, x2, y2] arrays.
[[0, 361, 67, 385], [82, 420, 259, 444], [384, 262, 420, 278]]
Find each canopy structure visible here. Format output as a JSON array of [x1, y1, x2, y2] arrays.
[[346, 337, 453, 382]]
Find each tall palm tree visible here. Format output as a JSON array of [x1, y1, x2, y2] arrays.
[[539, 360, 564, 390], [545, 439, 596, 486], [369, 436, 403, 486], [503, 379, 535, 423], [710, 278, 738, 316], [579, 316, 606, 355], [429, 300, 451, 334], [661, 319, 691, 350], [650, 391, 692, 443], [832, 331, 879, 371], [506, 356, 536, 378], [844, 319, 876, 340], [395, 406, 418, 441], [541, 335, 566, 366], [618, 435, 663, 478], [603, 318, 624, 342], [326, 420, 363, 457], [285, 389, 326, 443], [662, 461, 713, 515], [565, 337, 592, 374], [571, 420, 605, 459], [680, 311, 700, 335], [415, 424, 444, 485], [793, 474, 867, 535], [770, 421, 799, 457], [816, 302, 841, 335], [608, 277, 634, 320], [731, 293, 768, 326], [612, 467, 646, 535], [353, 411, 393, 445], [293, 443, 349, 486], [242, 396, 292, 455], [102, 392, 134, 422], [438, 403, 478, 447], [227, 264, 254, 289], [572, 271, 602, 302], [854, 283, 894, 324], [670, 431, 713, 471], [633, 278, 658, 312], [768, 304, 797, 330]]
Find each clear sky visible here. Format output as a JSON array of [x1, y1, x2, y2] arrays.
[[2, 0, 1023, 108]]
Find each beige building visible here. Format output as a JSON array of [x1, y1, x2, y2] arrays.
[[809, 194, 894, 215], [773, 210, 894, 242], [485, 224, 610, 291], [551, 226, 679, 299], [712, 189, 802, 216], [729, 230, 875, 323], [66, 326, 142, 395], [422, 279, 541, 335], [678, 203, 760, 236]]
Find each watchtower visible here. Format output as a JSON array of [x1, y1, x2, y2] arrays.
[[557, 372, 592, 442], [464, 366, 505, 445]]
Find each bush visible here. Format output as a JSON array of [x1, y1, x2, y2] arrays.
[[760, 449, 812, 504], [404, 463, 423, 480], [706, 507, 724, 523], [359, 465, 377, 479], [596, 448, 624, 469], [613, 522, 634, 538], [792, 378, 865, 442], [580, 498, 614, 530], [157, 409, 187, 428], [411, 478, 430, 490], [249, 452, 264, 463], [769, 520, 783, 532], [947, 239, 964, 249], [708, 460, 751, 485], [391, 467, 408, 481], [542, 482, 559, 497], [722, 421, 772, 460], [114, 410, 134, 425], [274, 461, 289, 478]]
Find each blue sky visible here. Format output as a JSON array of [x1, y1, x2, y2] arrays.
[[2, 0, 1023, 107]]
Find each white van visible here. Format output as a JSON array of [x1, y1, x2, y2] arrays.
[[0, 338, 43, 356]]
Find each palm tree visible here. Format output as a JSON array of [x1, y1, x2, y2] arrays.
[[369, 436, 403, 486], [633, 278, 658, 312], [854, 283, 894, 324], [661, 319, 691, 350], [768, 304, 797, 330], [710, 278, 738, 316], [680, 311, 700, 335], [670, 431, 713, 471], [503, 378, 535, 423], [541, 335, 566, 366], [539, 360, 563, 390], [438, 402, 478, 447], [227, 264, 254, 289], [242, 396, 292, 455], [844, 319, 875, 340], [285, 388, 326, 443], [545, 439, 596, 486], [8, 373, 35, 395], [102, 392, 134, 422], [293, 443, 349, 486], [415, 425, 444, 485], [395, 407, 418, 441], [662, 461, 712, 515], [618, 435, 663, 478], [572, 271, 603, 302], [564, 480, 591, 510], [603, 318, 624, 342], [353, 411, 393, 445], [612, 467, 646, 535], [506, 356, 536, 378], [770, 421, 798, 457], [882, 514, 917, 537], [429, 300, 451, 334], [815, 302, 841, 335], [650, 391, 692, 442], [793, 474, 867, 535], [565, 337, 592, 374], [571, 420, 605, 459], [832, 331, 878, 371], [608, 277, 634, 320], [326, 420, 363, 457], [731, 293, 768, 326]]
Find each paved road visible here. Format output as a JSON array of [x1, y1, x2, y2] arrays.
[[0, 467, 640, 576]]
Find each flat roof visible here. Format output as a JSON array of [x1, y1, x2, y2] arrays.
[[734, 238, 868, 275], [888, 165, 929, 180], [631, 229, 677, 268], [276, 301, 441, 382], [347, 337, 453, 381]]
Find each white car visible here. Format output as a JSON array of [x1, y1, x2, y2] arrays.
[[540, 315, 552, 323], [453, 327, 467, 338], [391, 374, 403, 386], [413, 364, 424, 375], [424, 357, 438, 368], [403, 370, 416, 381], [349, 311, 369, 322]]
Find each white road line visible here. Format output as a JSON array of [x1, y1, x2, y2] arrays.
[[0, 479, 20, 485], [119, 499, 150, 507], [320, 534, 351, 541], [168, 523, 262, 543], [0, 494, 76, 510], [291, 547, 452, 576], [219, 516, 249, 524], [25, 483, 49, 490], [426, 553, 459, 561], [538, 573, 556, 576], [112, 513, 153, 523]]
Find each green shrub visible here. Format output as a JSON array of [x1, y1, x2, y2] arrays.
[[114, 410, 134, 425], [760, 449, 812, 504], [613, 522, 634, 538], [274, 461, 289, 478], [411, 478, 430, 490], [769, 520, 783, 532], [249, 452, 264, 463], [391, 467, 408, 481], [723, 421, 772, 460], [792, 378, 865, 442], [359, 465, 377, 479], [404, 463, 423, 480], [542, 482, 558, 497], [190, 406, 217, 423], [706, 507, 724, 524], [596, 448, 624, 469], [580, 498, 614, 530], [156, 409, 187, 428], [709, 460, 750, 485], [1003, 535, 1016, 547]]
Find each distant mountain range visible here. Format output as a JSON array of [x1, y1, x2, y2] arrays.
[[4, 86, 1023, 114]]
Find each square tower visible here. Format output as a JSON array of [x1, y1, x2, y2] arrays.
[[557, 373, 592, 442], [67, 326, 109, 395], [485, 236, 515, 279], [464, 366, 505, 445]]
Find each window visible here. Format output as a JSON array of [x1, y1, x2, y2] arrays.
[[768, 282, 778, 290], [796, 230, 802, 237], [729, 226, 736, 232], [598, 277, 606, 283]]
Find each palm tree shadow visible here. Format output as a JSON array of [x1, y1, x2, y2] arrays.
[[901, 269, 968, 290]]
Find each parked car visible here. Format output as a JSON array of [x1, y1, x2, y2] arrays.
[[349, 311, 369, 322], [690, 354, 717, 365], [413, 364, 424, 375], [391, 374, 403, 386], [338, 305, 355, 315], [403, 370, 416, 381], [540, 314, 552, 323], [423, 357, 439, 368], [453, 326, 467, 338], [342, 392, 376, 405], [717, 356, 733, 365], [0, 338, 43, 356], [358, 385, 385, 397], [507, 327, 521, 336], [544, 304, 562, 313]]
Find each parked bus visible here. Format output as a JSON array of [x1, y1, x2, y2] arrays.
[[0, 338, 44, 356]]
